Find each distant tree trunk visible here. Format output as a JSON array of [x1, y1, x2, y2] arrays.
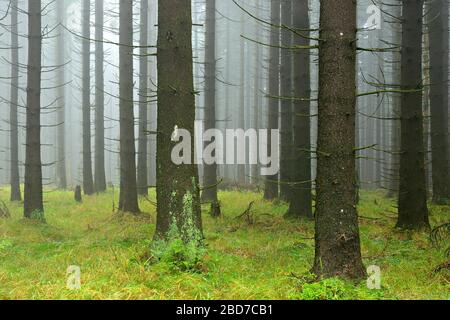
[[94, 0, 106, 193], [287, 0, 312, 218], [264, 0, 280, 200], [154, 0, 203, 244], [428, 0, 449, 204], [24, 0, 44, 218], [10, 0, 21, 201], [82, 0, 94, 195], [137, 0, 149, 196], [55, 0, 67, 190], [202, 0, 218, 204], [238, 12, 246, 185], [397, 0, 430, 230], [118, 0, 140, 213], [252, 0, 262, 185], [312, 0, 365, 280], [387, 3, 402, 198], [279, 0, 293, 202]]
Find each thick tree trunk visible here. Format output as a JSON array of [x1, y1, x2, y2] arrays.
[[202, 0, 218, 204], [82, 0, 94, 195], [10, 0, 21, 201], [154, 0, 202, 244], [397, 0, 430, 230], [94, 0, 106, 193], [428, 0, 449, 204], [312, 0, 365, 280], [279, 0, 293, 202], [24, 0, 44, 218], [56, 0, 67, 190], [137, 0, 149, 196], [287, 0, 312, 219], [264, 0, 280, 200], [118, 0, 140, 213]]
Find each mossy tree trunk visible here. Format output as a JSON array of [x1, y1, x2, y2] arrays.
[[24, 0, 44, 219], [154, 0, 202, 244], [312, 0, 365, 280], [396, 0, 430, 230], [118, 0, 140, 213]]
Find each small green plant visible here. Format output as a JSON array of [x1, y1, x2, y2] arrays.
[[149, 223, 206, 273], [29, 210, 46, 223]]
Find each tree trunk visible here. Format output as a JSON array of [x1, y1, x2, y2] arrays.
[[287, 0, 312, 219], [82, 0, 94, 195], [397, 0, 430, 230], [202, 0, 218, 204], [279, 0, 294, 202], [24, 0, 44, 218], [137, 0, 149, 196], [264, 0, 280, 200], [118, 0, 140, 213], [10, 0, 21, 201], [428, 0, 449, 204], [154, 0, 202, 244], [312, 0, 365, 280], [55, 0, 67, 190], [94, 0, 107, 193]]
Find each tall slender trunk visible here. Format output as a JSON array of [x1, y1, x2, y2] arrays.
[[10, 0, 21, 201], [287, 0, 312, 218], [387, 1, 402, 198], [118, 0, 140, 213], [24, 0, 44, 218], [238, 12, 246, 185], [264, 0, 280, 200], [82, 0, 94, 195], [279, 0, 293, 201], [94, 0, 106, 193], [202, 0, 218, 204], [154, 0, 202, 244], [312, 0, 365, 280], [428, 0, 449, 203], [137, 0, 149, 196], [396, 0, 429, 230], [56, 0, 67, 190]]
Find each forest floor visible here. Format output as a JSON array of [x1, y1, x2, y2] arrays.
[[0, 188, 448, 300]]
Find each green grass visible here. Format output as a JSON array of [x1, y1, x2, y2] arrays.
[[0, 187, 448, 300]]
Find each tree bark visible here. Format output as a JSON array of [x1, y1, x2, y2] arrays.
[[397, 0, 430, 230], [154, 0, 202, 244], [55, 0, 67, 190], [428, 0, 449, 204], [264, 0, 280, 200], [312, 0, 365, 280], [202, 0, 218, 204], [94, 0, 107, 193], [10, 0, 21, 201], [82, 0, 94, 195], [137, 0, 149, 196], [279, 0, 294, 202], [24, 0, 44, 218], [287, 0, 312, 219], [118, 0, 140, 213]]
